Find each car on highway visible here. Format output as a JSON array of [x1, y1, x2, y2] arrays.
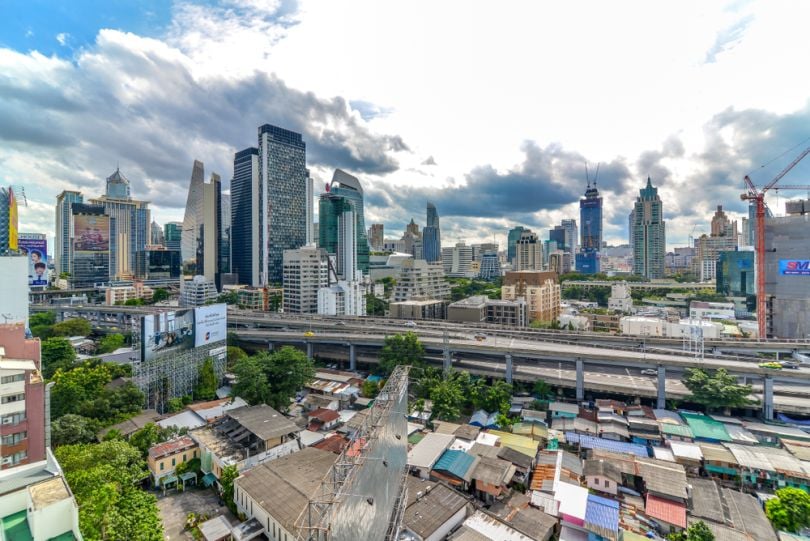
[[405, 321, 418, 328], [304, 331, 315, 337], [780, 360, 801, 369], [759, 361, 782, 370], [474, 334, 487, 342], [335, 321, 346, 326], [640, 369, 658, 376]]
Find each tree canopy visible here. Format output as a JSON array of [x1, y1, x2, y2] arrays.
[[231, 346, 315, 411], [97, 333, 125, 354], [50, 360, 143, 424], [766, 487, 810, 533], [55, 441, 163, 541], [51, 414, 100, 446], [682, 368, 756, 410], [365, 294, 388, 316], [51, 317, 92, 337], [41, 337, 77, 379], [195, 358, 218, 400], [667, 520, 715, 541], [378, 332, 424, 375]]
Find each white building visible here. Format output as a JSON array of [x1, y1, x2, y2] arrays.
[[668, 319, 723, 340], [103, 281, 154, 306], [180, 275, 218, 307], [689, 301, 735, 321], [442, 241, 474, 278], [620, 316, 665, 337], [608, 281, 633, 313], [283, 246, 329, 314], [317, 280, 366, 316], [0, 256, 28, 325], [620, 315, 723, 339], [392, 259, 451, 302]]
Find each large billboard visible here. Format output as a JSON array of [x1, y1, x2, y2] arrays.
[[18, 237, 48, 286], [194, 304, 227, 347], [141, 309, 195, 362], [780, 260, 810, 276], [73, 214, 110, 252]]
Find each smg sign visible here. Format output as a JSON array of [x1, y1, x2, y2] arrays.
[[780, 260, 810, 276]]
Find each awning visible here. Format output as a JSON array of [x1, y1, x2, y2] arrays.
[[202, 473, 217, 487]]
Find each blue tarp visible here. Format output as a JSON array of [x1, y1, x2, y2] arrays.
[[469, 410, 499, 428], [778, 413, 810, 427], [585, 494, 620, 533], [565, 432, 649, 457]]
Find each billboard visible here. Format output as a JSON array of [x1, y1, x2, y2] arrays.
[[780, 260, 810, 276], [7, 187, 17, 251], [73, 214, 110, 252], [141, 309, 195, 362], [18, 237, 48, 286], [194, 304, 227, 347]]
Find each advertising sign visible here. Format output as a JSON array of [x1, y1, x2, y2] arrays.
[[141, 309, 195, 362], [18, 238, 48, 286], [780, 260, 810, 276], [194, 304, 227, 347], [7, 188, 17, 251], [73, 214, 110, 252]]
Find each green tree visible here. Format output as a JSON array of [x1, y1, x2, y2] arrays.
[[30, 311, 56, 338], [51, 362, 112, 418], [483, 380, 513, 415], [227, 346, 247, 369], [766, 487, 810, 533], [124, 298, 145, 306], [533, 379, 553, 399], [217, 290, 238, 305], [51, 414, 99, 446], [220, 464, 239, 515], [97, 333, 125, 354], [268, 292, 282, 312], [195, 358, 218, 400], [231, 356, 270, 405], [378, 332, 424, 375], [365, 294, 388, 316], [151, 288, 169, 303], [429, 375, 464, 421], [361, 379, 380, 399], [41, 337, 76, 379], [682, 368, 757, 411], [128, 423, 185, 457], [55, 440, 163, 541], [259, 347, 315, 411], [51, 317, 92, 337], [167, 397, 186, 413]]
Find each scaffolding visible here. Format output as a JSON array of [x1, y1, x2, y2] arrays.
[[296, 365, 410, 541], [682, 317, 705, 360]]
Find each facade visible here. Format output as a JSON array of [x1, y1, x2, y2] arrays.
[[147, 436, 199, 486], [561, 219, 578, 255], [764, 211, 810, 338], [150, 220, 165, 246], [631, 177, 666, 279], [220, 193, 231, 276], [54, 190, 83, 275], [0, 188, 15, 255], [717, 249, 755, 299], [442, 242, 474, 278], [0, 257, 29, 325], [688, 301, 735, 321], [514, 230, 543, 271], [164, 221, 182, 252], [392, 259, 451, 302], [319, 192, 360, 281], [231, 147, 261, 286], [423, 202, 442, 263], [135, 248, 181, 280], [179, 275, 218, 307], [88, 168, 150, 280], [448, 296, 527, 326], [70, 203, 110, 288], [478, 252, 500, 281], [180, 160, 222, 287], [501, 271, 560, 323], [548, 251, 573, 275], [282, 246, 329, 314], [578, 181, 603, 274], [389, 300, 447, 320], [507, 226, 526, 267], [258, 124, 309, 285], [608, 282, 633, 313], [317, 281, 366, 317], [368, 224, 384, 252], [181, 160, 205, 265], [322, 169, 369, 275], [103, 281, 154, 306], [549, 226, 566, 252]]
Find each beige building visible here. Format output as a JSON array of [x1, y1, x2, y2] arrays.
[[147, 436, 199, 486], [501, 271, 560, 323], [447, 296, 527, 327], [103, 281, 154, 305], [514, 230, 543, 271], [392, 259, 450, 302]]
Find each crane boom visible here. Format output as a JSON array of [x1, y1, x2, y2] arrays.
[[763, 147, 810, 193]]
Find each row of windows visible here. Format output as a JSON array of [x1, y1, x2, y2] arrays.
[[1, 431, 27, 446], [1, 393, 24, 404], [0, 374, 25, 384], [1, 413, 25, 425]]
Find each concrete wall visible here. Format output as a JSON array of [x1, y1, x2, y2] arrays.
[[765, 214, 810, 338]]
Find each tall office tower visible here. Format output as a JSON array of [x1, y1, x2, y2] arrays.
[[70, 203, 110, 288], [282, 246, 329, 314], [164, 221, 182, 252], [305, 172, 315, 246], [507, 226, 526, 266], [231, 147, 260, 286], [423, 202, 442, 263], [577, 180, 602, 274], [368, 224, 384, 251], [405, 219, 420, 237], [150, 220, 165, 246], [199, 173, 222, 289], [89, 168, 150, 280], [220, 193, 231, 275], [710, 205, 738, 239], [326, 169, 369, 274], [181, 160, 205, 267], [319, 193, 359, 282], [631, 177, 666, 279], [258, 124, 309, 285], [549, 225, 566, 252], [561, 219, 578, 254], [54, 190, 83, 275], [442, 241, 474, 277], [695, 205, 739, 281], [514, 230, 543, 271]]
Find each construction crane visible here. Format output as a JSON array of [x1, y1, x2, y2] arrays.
[[741, 146, 810, 338]]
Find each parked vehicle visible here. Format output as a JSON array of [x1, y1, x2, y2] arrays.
[[759, 361, 782, 370]]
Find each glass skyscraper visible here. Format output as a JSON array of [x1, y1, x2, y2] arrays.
[[423, 202, 441, 263], [55, 190, 83, 274], [319, 169, 368, 277], [258, 124, 309, 285], [631, 177, 666, 279], [164, 222, 182, 252], [231, 147, 260, 286], [577, 181, 602, 274], [507, 226, 526, 266]]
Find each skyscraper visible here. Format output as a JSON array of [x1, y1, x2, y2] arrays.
[[507, 226, 526, 266], [150, 220, 165, 246], [423, 202, 442, 263], [164, 221, 182, 252], [180, 160, 222, 287], [514, 230, 543, 271], [631, 177, 666, 279], [577, 180, 602, 274], [89, 168, 150, 280], [549, 225, 566, 252], [70, 203, 110, 288], [368, 224, 384, 251], [231, 147, 260, 286], [55, 190, 84, 275], [323, 169, 369, 275], [561, 219, 578, 255], [0, 187, 17, 255], [181, 160, 205, 266], [220, 193, 231, 275], [258, 124, 309, 285], [283, 245, 329, 314]]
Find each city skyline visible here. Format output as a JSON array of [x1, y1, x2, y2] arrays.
[[1, 2, 809, 250]]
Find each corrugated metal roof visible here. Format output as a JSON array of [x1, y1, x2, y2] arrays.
[[549, 402, 579, 414], [698, 442, 738, 464], [408, 433, 455, 469], [668, 441, 703, 462], [487, 430, 539, 458], [660, 423, 694, 438], [433, 450, 479, 482], [585, 494, 619, 536], [565, 433, 648, 457], [645, 494, 686, 528], [555, 481, 589, 521], [653, 409, 684, 424], [470, 410, 498, 428], [723, 423, 759, 444], [636, 459, 689, 500], [681, 412, 732, 442]]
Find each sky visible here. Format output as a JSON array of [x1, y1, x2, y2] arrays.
[[1, 0, 809, 251]]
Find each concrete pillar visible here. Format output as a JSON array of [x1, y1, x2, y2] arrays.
[[267, 341, 274, 352], [576, 359, 584, 402], [657, 366, 666, 410], [349, 343, 357, 371], [763, 376, 774, 421], [306, 342, 313, 359], [505, 354, 513, 384]]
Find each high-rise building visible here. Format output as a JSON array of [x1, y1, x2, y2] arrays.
[[259, 124, 309, 285], [631, 177, 666, 279], [89, 168, 150, 280], [150, 220, 165, 246], [317, 281, 366, 316], [561, 219, 578, 255], [694, 205, 739, 282], [471, 243, 498, 262], [231, 147, 260, 286], [423, 202, 442, 263], [577, 180, 602, 274], [54, 190, 83, 275], [368, 224, 384, 252], [442, 241, 474, 278], [0, 257, 29, 325], [282, 246, 329, 314], [478, 251, 501, 281], [164, 222, 182, 252], [220, 193, 231, 275], [179, 275, 218, 306], [507, 226, 526, 266], [501, 271, 560, 323], [514, 230, 543, 271], [717, 249, 755, 305], [318, 170, 368, 278], [181, 160, 205, 267], [391, 259, 450, 302], [180, 160, 222, 287], [549, 225, 566, 252], [70, 203, 110, 288], [0, 187, 19, 255], [136, 248, 181, 280]]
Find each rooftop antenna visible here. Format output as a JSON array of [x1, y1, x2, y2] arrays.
[[585, 163, 591, 189], [593, 163, 600, 187]]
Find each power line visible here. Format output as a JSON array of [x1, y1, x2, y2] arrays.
[[748, 135, 810, 177]]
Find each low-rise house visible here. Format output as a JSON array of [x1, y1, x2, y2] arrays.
[[584, 494, 619, 541], [311, 434, 349, 455], [549, 402, 578, 420], [472, 457, 516, 503], [667, 441, 703, 473], [454, 424, 481, 442], [408, 433, 455, 480], [433, 421, 462, 435], [742, 421, 810, 445], [723, 423, 758, 445], [688, 479, 777, 541], [627, 417, 662, 446], [158, 397, 249, 431], [520, 409, 548, 425], [659, 423, 694, 443], [305, 369, 362, 407], [452, 510, 540, 541], [402, 477, 470, 541], [724, 443, 810, 491], [564, 433, 648, 458], [431, 450, 479, 490], [301, 393, 339, 412], [680, 412, 732, 444], [487, 430, 539, 459], [233, 447, 336, 541], [698, 442, 739, 480], [147, 436, 199, 487], [511, 422, 548, 444], [469, 410, 499, 429], [598, 421, 630, 441], [645, 494, 686, 534], [191, 404, 302, 483], [553, 481, 589, 529], [306, 408, 340, 431], [584, 459, 621, 496], [98, 409, 160, 440], [489, 493, 557, 541], [497, 446, 534, 485]]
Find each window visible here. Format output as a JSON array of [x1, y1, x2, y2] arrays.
[[1, 431, 26, 446], [1, 374, 25, 384], [1, 413, 25, 425], [1, 393, 24, 404], [160, 463, 164, 471], [604, 480, 610, 488], [172, 458, 176, 467], [594, 478, 600, 486], [182, 453, 186, 462]]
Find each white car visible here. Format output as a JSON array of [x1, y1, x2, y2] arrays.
[[405, 321, 418, 328], [640, 369, 658, 376]]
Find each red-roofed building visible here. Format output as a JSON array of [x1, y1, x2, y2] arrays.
[[312, 434, 349, 454], [307, 408, 341, 431], [645, 494, 686, 533], [147, 436, 199, 485]]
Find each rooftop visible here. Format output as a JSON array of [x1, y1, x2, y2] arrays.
[[645, 494, 686, 528], [688, 478, 725, 524], [408, 433, 455, 469], [583, 459, 621, 482], [148, 436, 197, 460], [660, 423, 694, 438], [28, 477, 71, 511], [564, 433, 649, 457], [472, 457, 516, 487], [454, 424, 481, 441], [226, 404, 300, 441], [680, 412, 732, 442], [433, 450, 479, 482], [404, 477, 469, 540]]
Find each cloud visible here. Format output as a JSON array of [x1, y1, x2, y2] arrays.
[[705, 14, 754, 63], [421, 156, 437, 166], [55, 33, 69, 46]]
